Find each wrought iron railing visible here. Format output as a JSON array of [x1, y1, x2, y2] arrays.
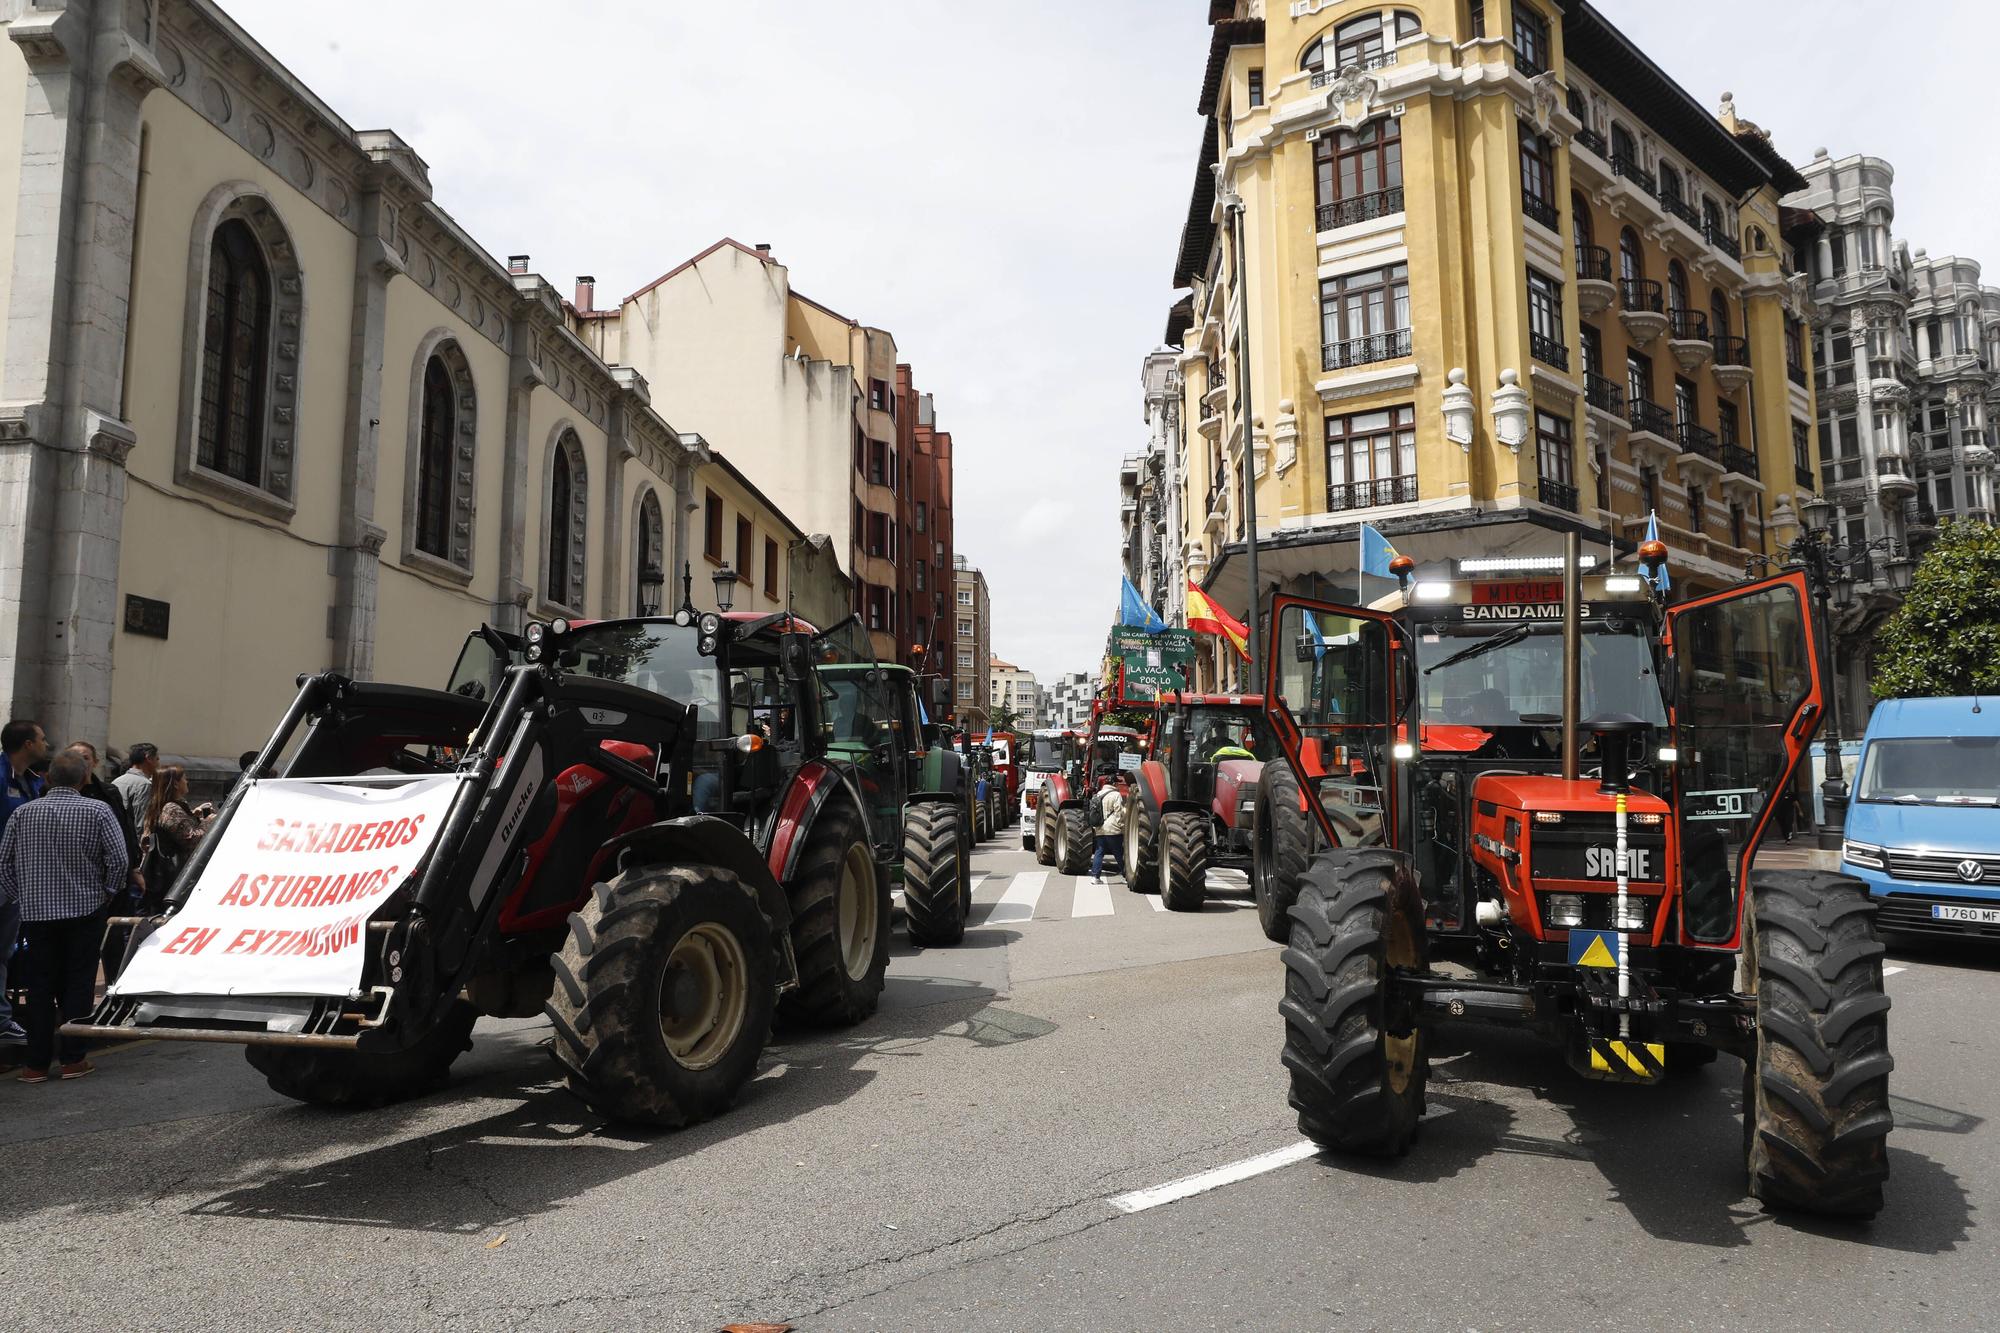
[[1628, 399, 1675, 438], [1530, 331, 1569, 371], [1327, 475, 1419, 511], [1309, 51, 1398, 86], [1585, 373, 1625, 414], [1677, 421, 1720, 459], [1322, 328, 1413, 372], [1538, 478, 1578, 512], [1611, 154, 1655, 195], [1722, 444, 1759, 478], [1619, 278, 1663, 312], [1522, 189, 1560, 231], [1905, 500, 1938, 529], [1317, 186, 1405, 232], [1787, 360, 1807, 387], [1659, 191, 1700, 227], [1576, 245, 1611, 281], [1705, 222, 1742, 261], [1795, 463, 1816, 488], [1667, 308, 1710, 341], [1711, 335, 1751, 367], [1575, 127, 1607, 158]]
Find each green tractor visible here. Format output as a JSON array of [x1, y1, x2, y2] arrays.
[[817, 659, 975, 947]]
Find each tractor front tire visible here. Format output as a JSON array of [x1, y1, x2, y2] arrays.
[[1280, 848, 1429, 1156], [1057, 808, 1092, 876], [1159, 810, 1210, 911], [903, 801, 968, 948], [1124, 807, 1159, 894], [247, 999, 476, 1109], [1743, 869, 1893, 1219], [545, 864, 775, 1128], [1035, 807, 1057, 865], [973, 799, 990, 843], [779, 802, 890, 1028], [1253, 760, 1316, 942]]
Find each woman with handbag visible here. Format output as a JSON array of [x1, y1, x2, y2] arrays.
[[140, 766, 212, 912]]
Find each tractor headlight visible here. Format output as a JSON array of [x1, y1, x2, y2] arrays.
[[698, 613, 722, 637], [525, 621, 546, 644], [549, 617, 570, 637], [1630, 812, 1664, 826], [1545, 893, 1586, 928], [1533, 810, 1564, 825], [1842, 841, 1886, 870], [525, 642, 543, 664], [698, 634, 718, 657], [1611, 897, 1648, 931]]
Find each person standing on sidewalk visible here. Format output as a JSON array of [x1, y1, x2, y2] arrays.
[[1089, 770, 1127, 885], [0, 718, 52, 1046], [0, 748, 128, 1082], [111, 742, 158, 828]]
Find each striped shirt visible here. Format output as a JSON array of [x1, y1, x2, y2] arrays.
[[0, 787, 129, 922]]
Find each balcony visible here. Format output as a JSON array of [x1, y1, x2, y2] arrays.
[[1705, 221, 1742, 262], [1611, 154, 1656, 196], [1522, 189, 1560, 234], [1786, 360, 1808, 389], [1659, 190, 1700, 229], [1327, 475, 1419, 512], [1322, 328, 1413, 373], [1309, 50, 1397, 86], [1575, 126, 1607, 159], [1795, 462, 1816, 489], [1903, 498, 1938, 534], [1575, 246, 1615, 316], [1618, 279, 1667, 347], [1721, 444, 1760, 486], [1711, 335, 1753, 392], [1676, 421, 1724, 483], [1204, 482, 1227, 534], [1875, 454, 1917, 496], [1529, 331, 1569, 371], [1318, 187, 1404, 233], [1538, 478, 1579, 512], [1628, 400, 1676, 464], [1584, 373, 1626, 418], [1667, 308, 1713, 370]]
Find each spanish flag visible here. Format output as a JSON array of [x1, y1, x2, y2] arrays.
[[1186, 579, 1251, 660]]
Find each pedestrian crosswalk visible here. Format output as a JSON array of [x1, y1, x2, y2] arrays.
[[943, 864, 1253, 926]]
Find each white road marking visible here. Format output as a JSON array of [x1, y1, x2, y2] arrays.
[[1883, 965, 1906, 976], [983, 871, 1047, 925], [967, 873, 990, 899], [1071, 877, 1113, 917], [1108, 1140, 1320, 1214], [1148, 892, 1168, 911]]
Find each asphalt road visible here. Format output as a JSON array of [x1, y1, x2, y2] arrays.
[[2, 833, 1992, 1332]]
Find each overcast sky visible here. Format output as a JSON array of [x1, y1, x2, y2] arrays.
[[226, 0, 1999, 683]]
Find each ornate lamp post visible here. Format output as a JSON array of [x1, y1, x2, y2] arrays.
[[712, 563, 741, 614], [1748, 495, 1914, 847]]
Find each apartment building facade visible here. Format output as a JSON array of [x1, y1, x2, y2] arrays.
[[1174, 1, 1820, 687], [897, 365, 958, 699], [572, 239, 917, 662], [951, 555, 992, 729], [1047, 672, 1095, 732], [989, 658, 1044, 730]]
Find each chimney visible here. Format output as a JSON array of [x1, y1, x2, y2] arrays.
[[575, 275, 596, 313], [753, 242, 772, 257], [507, 254, 530, 275]]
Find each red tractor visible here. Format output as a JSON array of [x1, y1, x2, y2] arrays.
[[1124, 691, 1275, 910], [1033, 697, 1150, 876], [1257, 541, 1893, 1218]]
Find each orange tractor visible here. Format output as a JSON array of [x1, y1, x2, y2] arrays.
[[1258, 539, 1893, 1218]]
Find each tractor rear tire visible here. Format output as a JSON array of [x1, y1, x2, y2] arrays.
[[247, 999, 476, 1109], [1280, 848, 1429, 1157], [546, 864, 775, 1128], [973, 799, 990, 843], [1743, 869, 1893, 1219], [903, 801, 968, 948], [1124, 807, 1159, 894], [778, 802, 890, 1028], [1159, 810, 1210, 911], [1057, 808, 1092, 876], [1035, 807, 1056, 865], [1253, 760, 1315, 942]]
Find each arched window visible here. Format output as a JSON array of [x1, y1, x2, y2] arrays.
[[1619, 227, 1644, 283], [1709, 289, 1730, 341], [634, 489, 665, 616], [1749, 226, 1770, 253], [1304, 11, 1419, 72], [415, 356, 455, 557], [1572, 191, 1594, 252], [1658, 162, 1684, 205], [198, 219, 271, 485], [545, 430, 587, 609], [1666, 261, 1690, 314]]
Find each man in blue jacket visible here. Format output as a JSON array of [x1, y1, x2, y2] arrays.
[[0, 718, 51, 1045]]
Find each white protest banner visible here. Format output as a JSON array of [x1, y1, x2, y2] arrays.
[[113, 774, 466, 998]]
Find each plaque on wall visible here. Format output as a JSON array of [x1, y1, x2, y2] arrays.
[[124, 594, 170, 639]]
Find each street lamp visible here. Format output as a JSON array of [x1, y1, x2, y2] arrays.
[[712, 563, 741, 613], [1745, 499, 1912, 848], [638, 562, 665, 617]]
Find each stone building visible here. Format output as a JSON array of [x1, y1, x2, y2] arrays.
[[950, 555, 991, 730], [1171, 2, 1820, 688], [1782, 148, 1999, 722], [0, 0, 804, 780], [572, 238, 937, 665]]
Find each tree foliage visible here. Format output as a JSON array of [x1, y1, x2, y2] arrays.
[[1871, 520, 2000, 700]]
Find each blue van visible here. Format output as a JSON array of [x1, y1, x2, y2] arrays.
[[1840, 696, 2000, 940]]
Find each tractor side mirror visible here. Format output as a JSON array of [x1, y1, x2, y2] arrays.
[[1295, 634, 1317, 663], [779, 632, 814, 682]]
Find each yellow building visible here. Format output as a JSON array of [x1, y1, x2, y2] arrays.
[[1175, 1, 1821, 686]]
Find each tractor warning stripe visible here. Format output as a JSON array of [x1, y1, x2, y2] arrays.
[[1588, 1038, 1666, 1081]]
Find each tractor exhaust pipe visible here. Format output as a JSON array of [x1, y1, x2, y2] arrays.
[[1561, 531, 1581, 781]]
